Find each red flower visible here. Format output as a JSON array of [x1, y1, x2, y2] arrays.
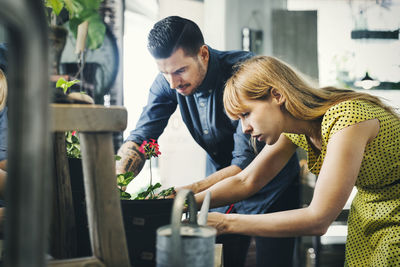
[[139, 139, 161, 158], [71, 130, 77, 136]]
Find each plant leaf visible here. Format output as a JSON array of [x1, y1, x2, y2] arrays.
[[157, 187, 175, 198], [119, 189, 131, 200], [87, 14, 106, 49], [45, 0, 64, 16], [56, 77, 67, 88]]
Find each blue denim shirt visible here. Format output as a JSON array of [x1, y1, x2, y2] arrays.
[[0, 43, 7, 162], [126, 46, 299, 214], [0, 107, 7, 161]]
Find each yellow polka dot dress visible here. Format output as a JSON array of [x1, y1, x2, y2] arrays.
[[285, 100, 400, 266]]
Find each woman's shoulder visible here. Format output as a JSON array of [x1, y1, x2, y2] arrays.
[[323, 99, 381, 121], [322, 99, 382, 141]]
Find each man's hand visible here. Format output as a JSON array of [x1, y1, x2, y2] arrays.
[[116, 141, 146, 176]]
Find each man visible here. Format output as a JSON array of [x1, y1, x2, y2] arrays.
[[117, 16, 300, 267]]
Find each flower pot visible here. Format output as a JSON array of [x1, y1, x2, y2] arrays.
[[121, 198, 174, 267], [49, 26, 68, 75], [68, 158, 173, 266]]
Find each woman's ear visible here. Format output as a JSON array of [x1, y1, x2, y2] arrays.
[[270, 88, 285, 106]]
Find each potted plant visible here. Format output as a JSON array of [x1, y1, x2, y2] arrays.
[[117, 139, 175, 266], [63, 130, 176, 264], [53, 78, 93, 257], [44, 0, 106, 75]]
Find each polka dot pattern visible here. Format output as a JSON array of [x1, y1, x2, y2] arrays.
[[285, 100, 400, 266]]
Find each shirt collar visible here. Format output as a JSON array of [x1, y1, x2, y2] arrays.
[[195, 46, 219, 97]]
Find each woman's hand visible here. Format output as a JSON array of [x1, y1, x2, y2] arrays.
[[207, 212, 228, 235]]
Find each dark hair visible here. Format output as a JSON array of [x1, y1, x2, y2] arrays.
[[147, 16, 204, 59]]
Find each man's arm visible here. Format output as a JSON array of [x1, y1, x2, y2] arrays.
[[118, 74, 177, 177], [116, 141, 146, 176], [180, 164, 242, 194]]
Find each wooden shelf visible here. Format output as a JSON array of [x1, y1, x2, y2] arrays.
[[51, 104, 127, 132]]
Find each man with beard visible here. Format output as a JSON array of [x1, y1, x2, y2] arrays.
[[117, 16, 300, 267]]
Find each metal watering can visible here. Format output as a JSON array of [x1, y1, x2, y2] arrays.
[[156, 190, 216, 267]]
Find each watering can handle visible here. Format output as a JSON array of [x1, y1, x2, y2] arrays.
[[170, 189, 198, 267]]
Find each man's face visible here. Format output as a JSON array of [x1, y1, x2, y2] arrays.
[[155, 46, 209, 96]]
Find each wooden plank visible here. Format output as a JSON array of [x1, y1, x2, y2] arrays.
[[51, 104, 127, 132], [48, 257, 105, 267], [79, 132, 130, 266], [49, 133, 77, 258], [214, 244, 223, 267]]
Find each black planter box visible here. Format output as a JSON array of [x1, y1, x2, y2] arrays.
[[68, 158, 173, 266], [121, 199, 173, 267], [69, 158, 91, 257]]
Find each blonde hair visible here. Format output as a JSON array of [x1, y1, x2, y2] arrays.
[[0, 69, 7, 111], [224, 56, 398, 121]]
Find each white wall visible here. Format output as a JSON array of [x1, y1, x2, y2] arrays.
[[204, 0, 287, 53]]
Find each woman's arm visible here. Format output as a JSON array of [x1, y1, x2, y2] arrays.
[[195, 134, 298, 207], [208, 119, 379, 237]]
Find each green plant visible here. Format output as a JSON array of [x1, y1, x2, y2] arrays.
[[56, 77, 82, 158], [117, 140, 175, 200], [65, 130, 81, 158], [44, 0, 106, 50], [56, 77, 80, 94]]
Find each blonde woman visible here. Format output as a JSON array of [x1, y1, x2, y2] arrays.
[[196, 56, 400, 266]]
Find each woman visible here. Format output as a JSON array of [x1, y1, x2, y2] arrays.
[[196, 56, 400, 266]]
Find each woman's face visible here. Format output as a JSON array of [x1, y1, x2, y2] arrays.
[[237, 91, 286, 145]]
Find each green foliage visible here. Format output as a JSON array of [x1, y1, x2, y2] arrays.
[[119, 189, 131, 200], [157, 187, 176, 198], [135, 183, 162, 200], [117, 172, 135, 188], [44, 0, 106, 50], [115, 153, 175, 200], [45, 0, 64, 15], [65, 131, 81, 158], [56, 77, 80, 94]]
